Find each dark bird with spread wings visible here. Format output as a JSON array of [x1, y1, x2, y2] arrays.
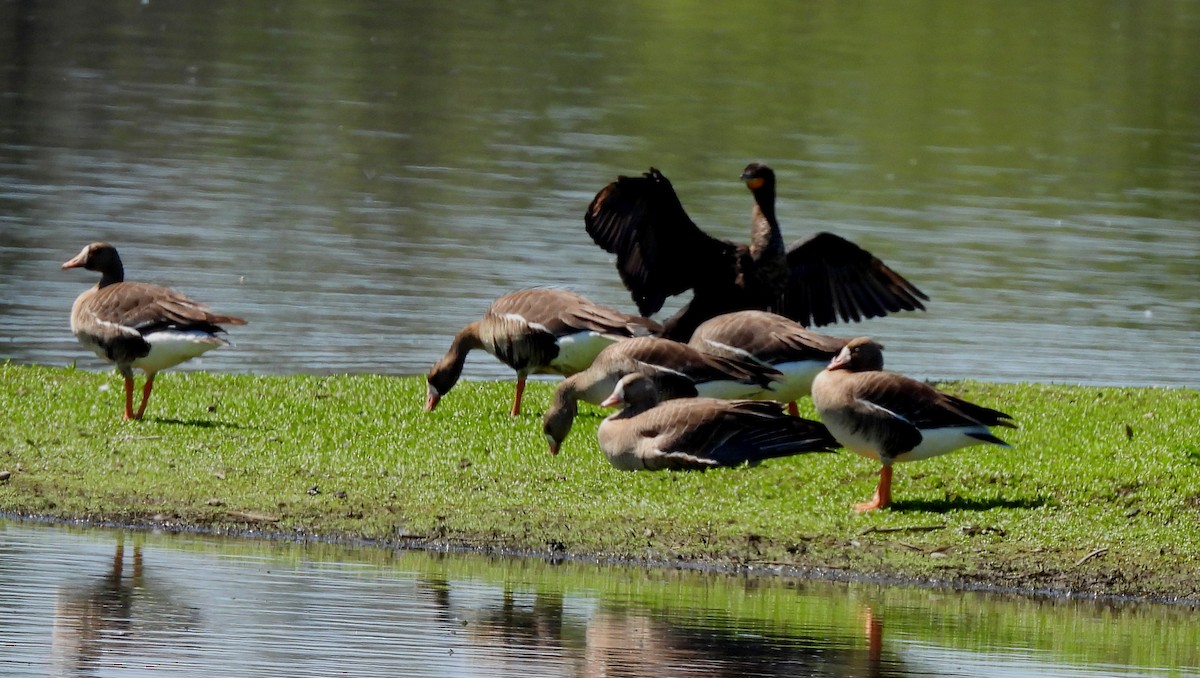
[[584, 163, 929, 340]]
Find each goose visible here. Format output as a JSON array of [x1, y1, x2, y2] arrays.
[[689, 310, 851, 416], [62, 242, 246, 420], [425, 288, 660, 415], [541, 336, 780, 454], [811, 337, 1016, 511], [584, 163, 928, 340], [595, 373, 838, 470]]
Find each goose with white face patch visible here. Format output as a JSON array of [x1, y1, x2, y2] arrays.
[[811, 337, 1016, 511], [63, 242, 247, 421], [689, 310, 851, 416], [425, 288, 660, 416]]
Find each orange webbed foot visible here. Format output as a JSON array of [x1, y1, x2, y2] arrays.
[[855, 466, 893, 511]]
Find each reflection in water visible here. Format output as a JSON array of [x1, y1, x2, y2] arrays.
[[865, 606, 884, 667], [435, 580, 578, 676], [1, 520, 1196, 677], [49, 538, 143, 676], [421, 574, 892, 678], [579, 607, 886, 678], [48, 534, 201, 677]]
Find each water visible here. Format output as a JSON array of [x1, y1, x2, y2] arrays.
[[0, 1, 1197, 387], [2, 519, 1197, 677]]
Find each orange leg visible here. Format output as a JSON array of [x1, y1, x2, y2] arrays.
[[855, 465, 894, 512], [133, 373, 156, 420], [122, 376, 136, 420], [510, 374, 527, 416], [787, 401, 799, 417]]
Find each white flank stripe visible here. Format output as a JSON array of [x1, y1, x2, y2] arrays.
[[501, 312, 535, 329], [699, 340, 759, 362], [636, 361, 690, 381], [91, 314, 140, 337]]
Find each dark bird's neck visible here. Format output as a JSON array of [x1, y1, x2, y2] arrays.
[[748, 185, 783, 261], [747, 186, 787, 311], [97, 262, 125, 288]]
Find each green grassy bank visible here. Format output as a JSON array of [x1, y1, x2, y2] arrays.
[[2, 363, 1198, 603]]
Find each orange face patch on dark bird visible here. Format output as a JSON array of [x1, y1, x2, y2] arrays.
[[744, 177, 765, 190]]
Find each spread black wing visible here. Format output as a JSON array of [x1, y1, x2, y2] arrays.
[[781, 232, 928, 327]]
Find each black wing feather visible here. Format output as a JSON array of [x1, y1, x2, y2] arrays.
[[585, 169, 735, 316], [782, 232, 928, 327]]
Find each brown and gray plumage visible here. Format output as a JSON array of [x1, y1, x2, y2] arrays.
[[810, 337, 1016, 511], [425, 288, 660, 415], [689, 310, 852, 416], [63, 242, 247, 420], [541, 336, 782, 454], [594, 373, 838, 470], [585, 163, 928, 340]]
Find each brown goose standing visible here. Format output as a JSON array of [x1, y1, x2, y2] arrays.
[[541, 336, 781, 454], [689, 310, 852, 416], [594, 373, 838, 470], [62, 242, 247, 420], [810, 337, 1016, 511], [425, 288, 660, 415], [585, 163, 928, 340]]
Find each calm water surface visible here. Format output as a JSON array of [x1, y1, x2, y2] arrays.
[[0, 1, 1198, 387], [2, 520, 1197, 677]]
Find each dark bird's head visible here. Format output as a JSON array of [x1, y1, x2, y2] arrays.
[[62, 242, 124, 285], [827, 337, 885, 372], [62, 242, 120, 271], [740, 163, 776, 192], [542, 395, 578, 456], [425, 359, 460, 412]]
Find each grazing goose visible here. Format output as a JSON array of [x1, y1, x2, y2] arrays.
[[689, 310, 851, 416], [584, 163, 928, 340], [595, 373, 838, 470], [425, 288, 660, 415], [542, 336, 780, 454], [62, 242, 246, 420], [811, 337, 1016, 511]]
